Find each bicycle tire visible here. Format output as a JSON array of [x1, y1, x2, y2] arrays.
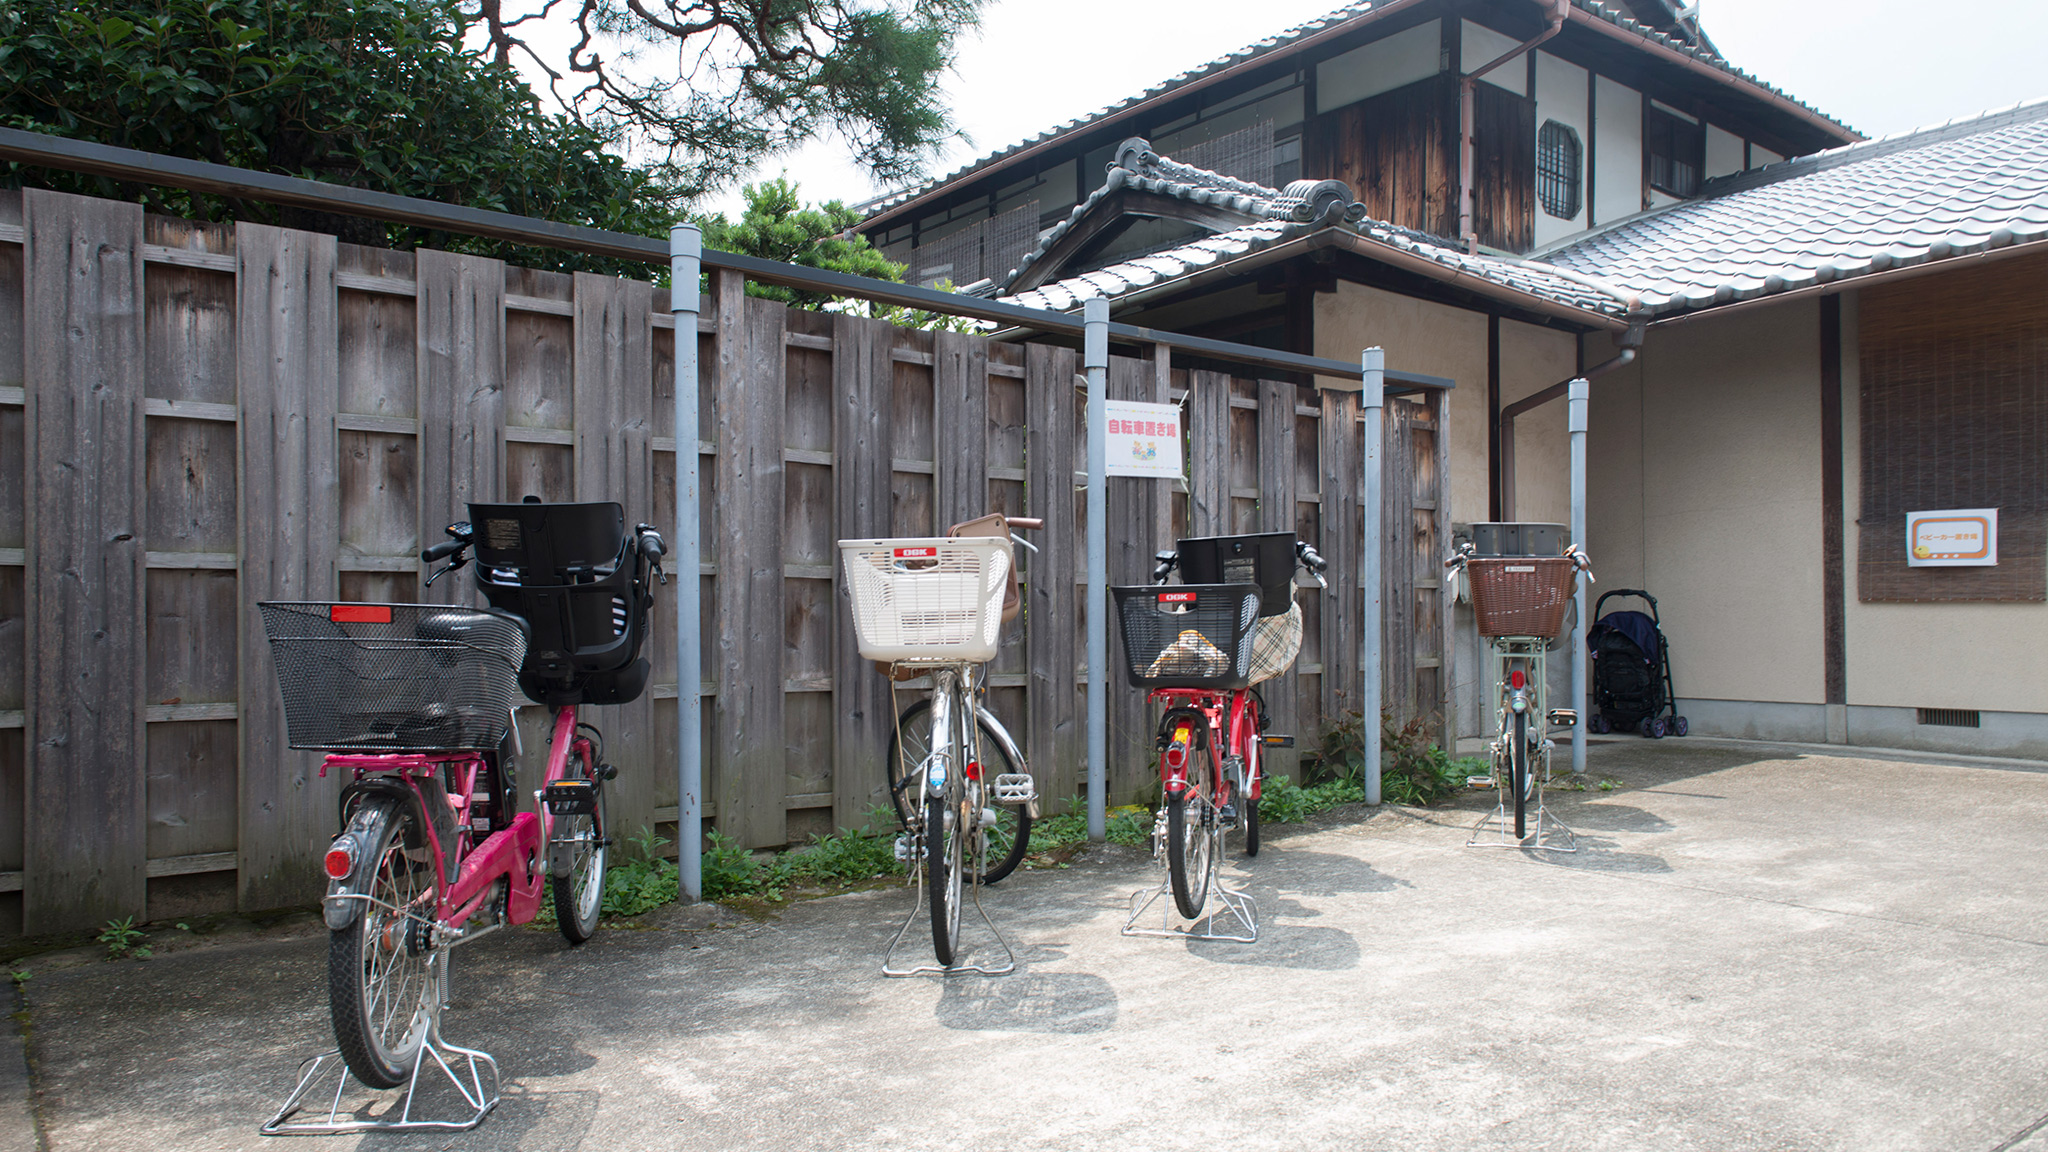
[[928, 791, 964, 966], [551, 745, 609, 945], [888, 697, 1033, 885], [1241, 697, 1262, 859], [1166, 755, 1214, 919], [1512, 709, 1531, 841], [330, 796, 440, 1089]]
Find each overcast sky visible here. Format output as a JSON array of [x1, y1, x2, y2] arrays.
[[706, 0, 2048, 215]]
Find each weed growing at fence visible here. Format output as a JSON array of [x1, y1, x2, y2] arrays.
[[97, 917, 149, 961], [1308, 708, 1486, 807], [1024, 798, 1152, 859]]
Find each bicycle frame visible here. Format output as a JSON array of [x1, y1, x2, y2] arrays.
[[1150, 686, 1259, 807], [325, 706, 593, 939]]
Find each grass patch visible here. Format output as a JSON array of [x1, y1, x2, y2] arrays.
[[1304, 708, 1488, 808]]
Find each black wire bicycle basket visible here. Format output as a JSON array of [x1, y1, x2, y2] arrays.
[[1112, 584, 1262, 689], [258, 602, 528, 751]]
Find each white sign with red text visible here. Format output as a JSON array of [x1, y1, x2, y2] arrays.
[[1105, 400, 1183, 479], [1907, 508, 1997, 567]]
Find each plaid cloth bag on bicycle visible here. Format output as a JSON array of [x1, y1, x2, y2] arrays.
[[1245, 602, 1302, 684]]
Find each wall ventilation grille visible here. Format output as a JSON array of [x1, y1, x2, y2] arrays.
[[1917, 708, 1981, 728]]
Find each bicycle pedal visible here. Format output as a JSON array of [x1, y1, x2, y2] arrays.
[[1260, 734, 1295, 748], [542, 780, 598, 816], [992, 773, 1036, 803]]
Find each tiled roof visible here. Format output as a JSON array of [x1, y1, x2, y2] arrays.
[[997, 140, 1635, 320], [861, 0, 1851, 224], [1544, 99, 2048, 317]]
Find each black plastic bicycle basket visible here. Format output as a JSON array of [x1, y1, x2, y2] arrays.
[[257, 602, 528, 751], [1112, 583, 1261, 689]]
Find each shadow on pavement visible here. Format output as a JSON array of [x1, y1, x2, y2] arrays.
[[935, 970, 1119, 1033]]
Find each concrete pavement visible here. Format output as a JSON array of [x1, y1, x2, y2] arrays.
[[10, 738, 2048, 1150]]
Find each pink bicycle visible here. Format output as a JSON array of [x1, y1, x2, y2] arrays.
[[259, 501, 661, 1130]]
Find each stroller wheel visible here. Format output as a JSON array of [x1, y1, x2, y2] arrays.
[[1673, 716, 1689, 737], [1648, 716, 1668, 739], [1589, 714, 1609, 735]]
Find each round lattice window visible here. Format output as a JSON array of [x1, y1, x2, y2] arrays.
[[1537, 120, 1583, 220]]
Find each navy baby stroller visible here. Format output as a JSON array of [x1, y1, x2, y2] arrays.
[[1586, 589, 1687, 738]]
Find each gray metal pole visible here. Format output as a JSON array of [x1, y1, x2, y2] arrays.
[[1084, 297, 1109, 842], [1568, 377, 1589, 776], [671, 224, 704, 900], [1360, 349, 1385, 805]]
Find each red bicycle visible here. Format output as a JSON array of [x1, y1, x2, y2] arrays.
[[259, 501, 662, 1130], [1115, 533, 1325, 927]]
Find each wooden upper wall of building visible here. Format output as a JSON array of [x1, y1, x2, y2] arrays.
[[863, 0, 1855, 276]]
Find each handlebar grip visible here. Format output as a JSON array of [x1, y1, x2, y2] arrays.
[[421, 539, 465, 562], [1004, 516, 1044, 530], [638, 531, 666, 561], [1298, 546, 1328, 573]]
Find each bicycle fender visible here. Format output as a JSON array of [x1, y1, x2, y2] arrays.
[[324, 792, 406, 931]]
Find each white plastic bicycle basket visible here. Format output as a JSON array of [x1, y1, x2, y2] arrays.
[[839, 536, 1013, 663]]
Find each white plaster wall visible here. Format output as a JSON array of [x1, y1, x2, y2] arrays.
[[1706, 124, 1744, 179], [1754, 145, 1784, 167], [1838, 291, 2048, 713], [1500, 320, 1578, 525], [1587, 302, 1826, 706], [1315, 21, 1440, 113], [1532, 51, 1590, 248], [1594, 75, 1642, 223], [1315, 283, 1488, 525], [1462, 21, 1527, 95]]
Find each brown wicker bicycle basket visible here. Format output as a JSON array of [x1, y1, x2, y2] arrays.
[[1466, 557, 1578, 638]]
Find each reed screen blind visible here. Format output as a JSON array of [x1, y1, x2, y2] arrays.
[[1858, 253, 2048, 601]]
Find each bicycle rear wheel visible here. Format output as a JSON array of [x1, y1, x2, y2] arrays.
[[889, 697, 1032, 885], [1166, 755, 1215, 919], [927, 790, 965, 966], [330, 796, 440, 1089], [1241, 696, 1263, 858], [1512, 709, 1531, 840], [551, 747, 609, 945]]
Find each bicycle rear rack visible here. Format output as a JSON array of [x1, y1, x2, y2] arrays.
[[259, 952, 500, 1135]]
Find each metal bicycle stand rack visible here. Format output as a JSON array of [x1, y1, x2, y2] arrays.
[[881, 825, 1018, 978], [1466, 637, 1577, 853], [1123, 810, 1260, 943], [261, 952, 501, 1135]]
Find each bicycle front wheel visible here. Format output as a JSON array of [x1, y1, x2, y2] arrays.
[[889, 697, 1033, 884], [551, 748, 609, 945], [1166, 756, 1215, 919], [330, 796, 440, 1089]]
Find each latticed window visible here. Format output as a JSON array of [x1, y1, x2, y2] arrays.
[[1536, 120, 1582, 220], [1646, 107, 1705, 197]]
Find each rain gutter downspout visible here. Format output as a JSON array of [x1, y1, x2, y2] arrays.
[[1498, 318, 1644, 519], [1460, 0, 1569, 253]]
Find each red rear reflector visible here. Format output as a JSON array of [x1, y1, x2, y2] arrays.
[[324, 847, 354, 879], [1158, 591, 1197, 604], [1164, 746, 1187, 769], [965, 760, 981, 781], [1510, 670, 1526, 689], [330, 604, 392, 624]]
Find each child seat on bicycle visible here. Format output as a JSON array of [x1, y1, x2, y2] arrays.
[[1175, 531, 1308, 684], [467, 500, 661, 707]]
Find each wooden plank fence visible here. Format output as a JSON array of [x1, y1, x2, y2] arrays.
[[0, 187, 1449, 939]]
